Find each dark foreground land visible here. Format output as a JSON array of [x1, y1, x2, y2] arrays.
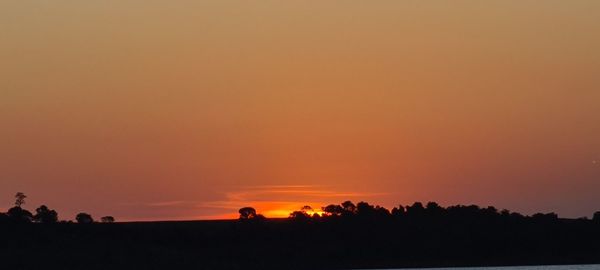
[[3, 206, 600, 270]]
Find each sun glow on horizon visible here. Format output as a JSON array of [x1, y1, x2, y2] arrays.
[[196, 185, 384, 219], [263, 205, 327, 218]]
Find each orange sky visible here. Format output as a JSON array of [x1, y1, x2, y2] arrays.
[[1, 1, 600, 221]]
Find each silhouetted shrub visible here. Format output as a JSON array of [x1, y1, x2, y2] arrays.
[[76, 213, 94, 224], [101, 216, 115, 223]]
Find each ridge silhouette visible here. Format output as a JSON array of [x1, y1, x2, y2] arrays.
[[2, 192, 600, 269]]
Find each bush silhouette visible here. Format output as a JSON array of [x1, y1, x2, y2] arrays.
[[101, 216, 115, 223], [76, 213, 94, 224]]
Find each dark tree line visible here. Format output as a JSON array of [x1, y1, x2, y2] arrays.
[[2, 195, 600, 269], [232, 200, 600, 231], [232, 200, 600, 224], [229, 200, 600, 269], [0, 192, 115, 224], [279, 200, 600, 224]]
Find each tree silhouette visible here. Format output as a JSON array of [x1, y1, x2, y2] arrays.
[[5, 197, 600, 269], [14, 192, 26, 207], [289, 210, 310, 220], [76, 213, 94, 224], [341, 201, 356, 215], [301, 205, 313, 213], [353, 201, 390, 219], [34, 205, 58, 223], [426, 201, 443, 213], [238, 207, 257, 220], [5, 192, 33, 223], [290, 205, 313, 221], [101, 216, 115, 223], [391, 205, 406, 217], [406, 202, 426, 218], [322, 204, 343, 217], [7, 206, 33, 223], [356, 201, 374, 214]]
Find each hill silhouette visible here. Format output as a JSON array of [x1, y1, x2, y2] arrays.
[[2, 193, 600, 269]]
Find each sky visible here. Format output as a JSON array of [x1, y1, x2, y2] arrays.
[[1, 1, 600, 221]]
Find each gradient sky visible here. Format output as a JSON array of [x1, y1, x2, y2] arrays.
[[1, 1, 600, 221]]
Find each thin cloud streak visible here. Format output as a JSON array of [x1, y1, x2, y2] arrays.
[[200, 185, 390, 218], [117, 185, 391, 220], [119, 201, 199, 207]]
